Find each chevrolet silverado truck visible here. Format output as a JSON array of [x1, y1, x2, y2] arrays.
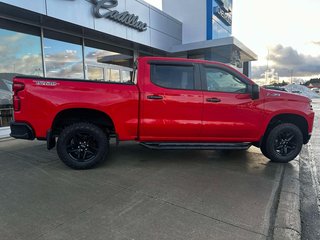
[[10, 57, 315, 169]]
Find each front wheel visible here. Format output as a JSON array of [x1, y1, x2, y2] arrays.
[[262, 123, 303, 163], [57, 122, 109, 169]]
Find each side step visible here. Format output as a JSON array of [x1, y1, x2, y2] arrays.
[[140, 142, 251, 150]]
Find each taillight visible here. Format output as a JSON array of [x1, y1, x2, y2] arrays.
[[13, 95, 21, 111], [12, 82, 25, 111], [13, 82, 25, 93]]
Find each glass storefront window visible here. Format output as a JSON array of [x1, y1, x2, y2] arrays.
[[44, 38, 84, 79], [0, 28, 42, 127], [109, 69, 120, 82], [212, 21, 231, 39], [87, 65, 105, 81], [121, 70, 131, 82], [84, 45, 133, 83]]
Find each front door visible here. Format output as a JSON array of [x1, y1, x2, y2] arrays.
[[201, 65, 264, 142]]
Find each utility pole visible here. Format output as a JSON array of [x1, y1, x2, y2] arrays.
[[265, 48, 270, 85]]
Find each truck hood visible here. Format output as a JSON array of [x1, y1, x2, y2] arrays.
[[261, 88, 311, 103]]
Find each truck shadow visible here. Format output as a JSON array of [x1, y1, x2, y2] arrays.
[[99, 142, 280, 181]]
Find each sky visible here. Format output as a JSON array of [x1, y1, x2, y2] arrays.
[[145, 0, 320, 83]]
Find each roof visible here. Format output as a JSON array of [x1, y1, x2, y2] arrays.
[[169, 37, 257, 62]]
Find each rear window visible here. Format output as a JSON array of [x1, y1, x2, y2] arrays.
[[151, 64, 194, 90]]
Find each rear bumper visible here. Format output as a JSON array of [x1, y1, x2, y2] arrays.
[[10, 122, 35, 140]]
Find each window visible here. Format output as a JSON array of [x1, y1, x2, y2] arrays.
[[212, 21, 231, 39], [204, 67, 247, 93], [84, 45, 133, 83], [121, 70, 131, 82], [0, 27, 43, 127], [43, 37, 84, 79], [87, 65, 104, 81], [109, 69, 120, 82], [0, 28, 43, 77], [151, 65, 194, 90]]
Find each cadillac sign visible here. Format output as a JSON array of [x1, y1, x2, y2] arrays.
[[70, 0, 148, 31]]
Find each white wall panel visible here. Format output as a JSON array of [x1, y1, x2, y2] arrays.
[[163, 0, 207, 44], [1, 0, 46, 14], [2, 0, 184, 51], [150, 8, 182, 41], [150, 29, 180, 51], [46, 0, 95, 29]]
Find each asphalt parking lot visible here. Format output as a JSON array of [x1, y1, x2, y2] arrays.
[[0, 139, 284, 240]]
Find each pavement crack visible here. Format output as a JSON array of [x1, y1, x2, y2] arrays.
[[274, 226, 301, 235]]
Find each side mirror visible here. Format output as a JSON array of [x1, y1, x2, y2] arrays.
[[250, 84, 260, 100]]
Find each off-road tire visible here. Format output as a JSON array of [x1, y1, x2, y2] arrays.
[[57, 122, 109, 169], [263, 123, 303, 163]]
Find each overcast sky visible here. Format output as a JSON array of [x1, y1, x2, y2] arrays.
[[145, 0, 320, 81]]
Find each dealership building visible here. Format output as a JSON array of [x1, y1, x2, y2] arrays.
[[0, 0, 257, 136]]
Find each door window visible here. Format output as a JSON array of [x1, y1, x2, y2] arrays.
[[204, 67, 247, 93], [151, 64, 194, 90]]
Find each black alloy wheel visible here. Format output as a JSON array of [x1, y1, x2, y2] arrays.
[[264, 123, 303, 163], [57, 122, 109, 169], [66, 132, 98, 162], [274, 130, 298, 156]]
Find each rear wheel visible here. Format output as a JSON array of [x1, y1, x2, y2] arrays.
[[262, 123, 303, 163], [57, 122, 109, 169]]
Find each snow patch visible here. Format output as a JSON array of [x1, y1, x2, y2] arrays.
[[284, 84, 320, 99]]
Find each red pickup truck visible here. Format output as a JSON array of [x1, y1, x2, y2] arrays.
[[10, 57, 315, 169]]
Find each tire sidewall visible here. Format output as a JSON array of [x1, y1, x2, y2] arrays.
[[266, 123, 303, 163], [57, 123, 108, 169]]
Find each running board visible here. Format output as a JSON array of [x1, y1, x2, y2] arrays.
[[140, 142, 251, 150]]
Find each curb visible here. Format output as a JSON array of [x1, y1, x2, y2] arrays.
[[273, 158, 301, 240], [0, 137, 14, 142]]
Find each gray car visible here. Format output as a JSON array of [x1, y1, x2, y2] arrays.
[[0, 79, 12, 106]]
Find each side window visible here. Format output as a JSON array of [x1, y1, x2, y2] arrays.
[[204, 67, 247, 93], [151, 64, 194, 90]]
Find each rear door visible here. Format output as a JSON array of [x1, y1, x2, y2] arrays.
[[201, 65, 264, 142], [139, 61, 203, 142]]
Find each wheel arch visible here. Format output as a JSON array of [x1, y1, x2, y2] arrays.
[[52, 108, 116, 136], [262, 113, 309, 145]]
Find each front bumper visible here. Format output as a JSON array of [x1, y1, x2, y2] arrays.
[[10, 122, 35, 140]]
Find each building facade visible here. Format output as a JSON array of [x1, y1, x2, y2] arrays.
[[0, 0, 256, 134]]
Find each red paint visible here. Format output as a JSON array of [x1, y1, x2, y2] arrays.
[[12, 57, 315, 143]]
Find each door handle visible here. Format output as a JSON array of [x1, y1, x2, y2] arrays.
[[206, 98, 221, 103], [147, 95, 163, 100]]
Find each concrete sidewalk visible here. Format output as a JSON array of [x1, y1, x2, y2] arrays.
[[0, 127, 10, 139], [0, 139, 286, 240]]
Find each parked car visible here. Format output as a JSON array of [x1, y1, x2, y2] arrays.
[[0, 79, 12, 106], [262, 85, 287, 92], [311, 88, 320, 94], [10, 57, 315, 169]]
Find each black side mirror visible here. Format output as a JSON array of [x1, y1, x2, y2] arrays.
[[250, 84, 260, 100]]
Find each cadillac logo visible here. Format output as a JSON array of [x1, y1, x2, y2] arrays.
[[69, 0, 148, 31]]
